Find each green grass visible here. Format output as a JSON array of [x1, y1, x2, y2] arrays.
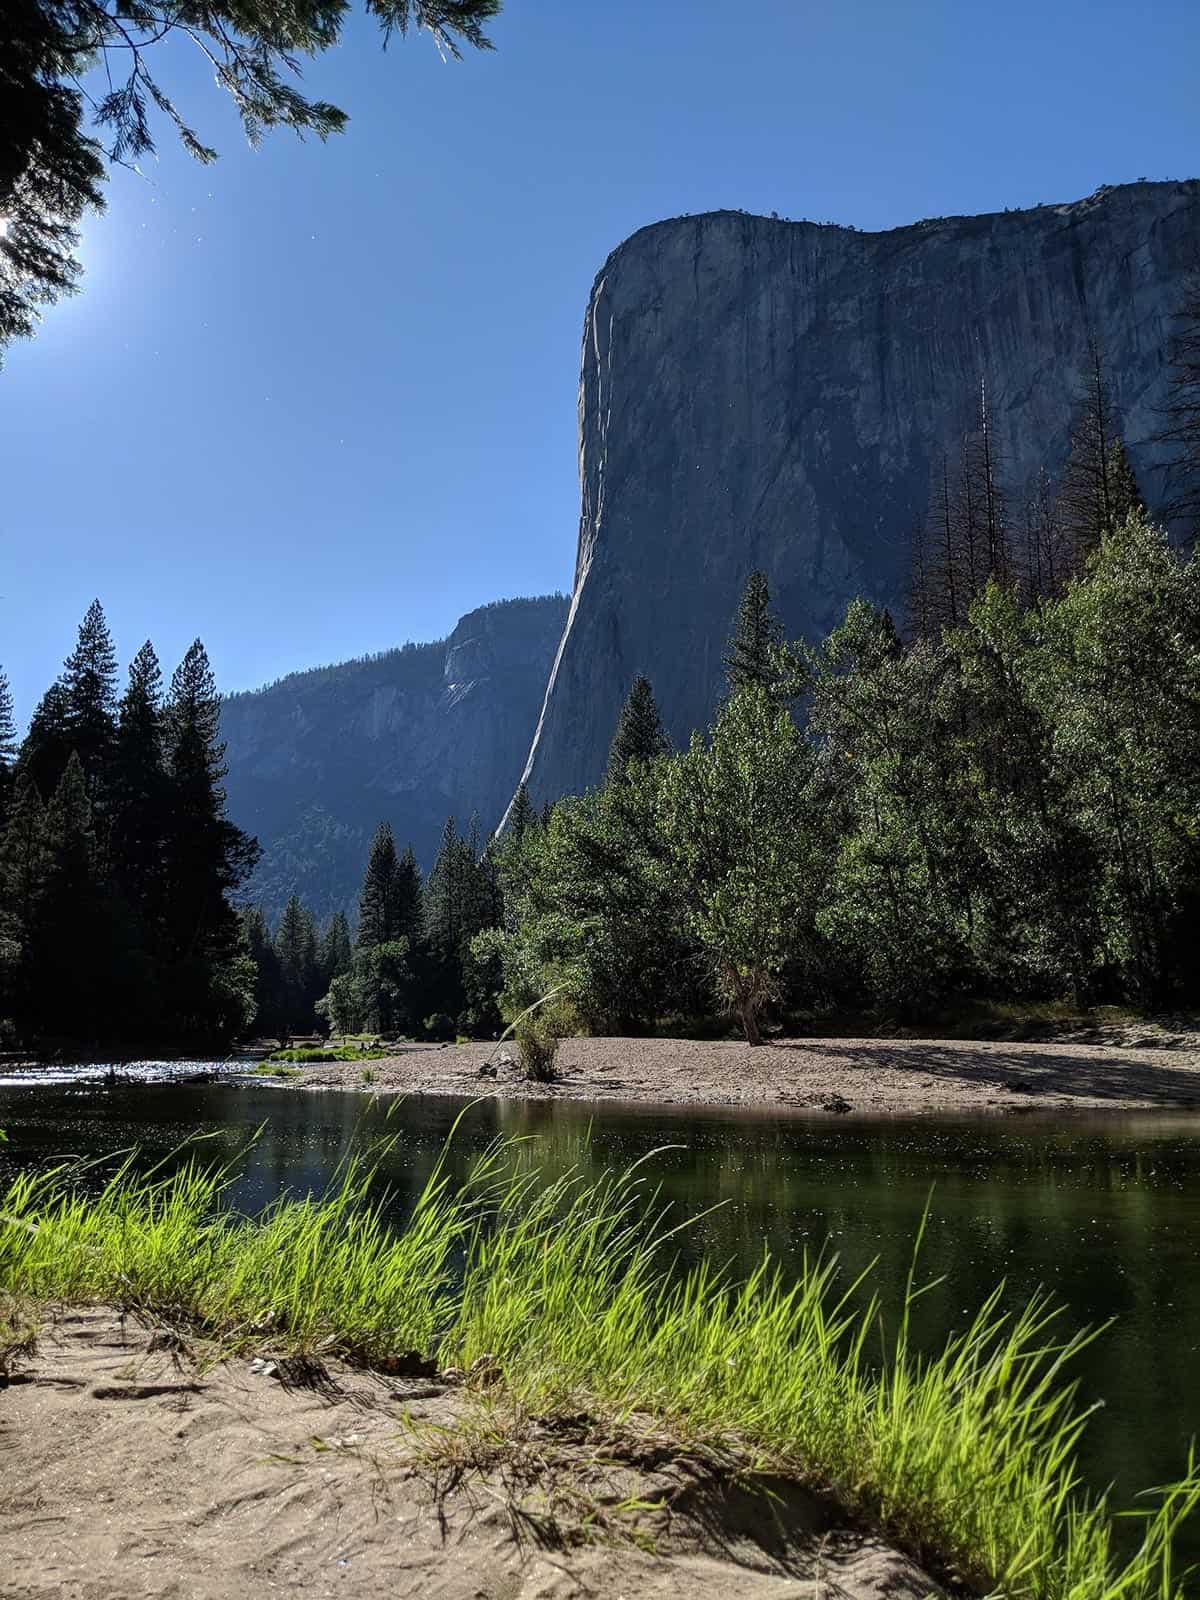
[[268, 1046, 392, 1064], [1, 1133, 1197, 1597], [251, 1062, 302, 1078]]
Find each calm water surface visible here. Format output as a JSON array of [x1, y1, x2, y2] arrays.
[[2, 1070, 1199, 1559]]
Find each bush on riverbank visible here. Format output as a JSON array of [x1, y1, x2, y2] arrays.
[[2, 1135, 1198, 1598]]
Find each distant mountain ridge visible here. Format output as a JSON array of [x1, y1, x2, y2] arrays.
[[220, 594, 568, 923]]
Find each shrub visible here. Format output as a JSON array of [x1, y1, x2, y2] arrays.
[[422, 1013, 455, 1043], [514, 1018, 558, 1081]]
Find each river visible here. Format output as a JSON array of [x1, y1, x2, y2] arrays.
[[2, 1068, 1199, 1561]]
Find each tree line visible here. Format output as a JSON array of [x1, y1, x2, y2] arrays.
[[0, 604, 260, 1047], [239, 811, 516, 1043], [483, 312, 1200, 1046], [488, 508, 1200, 1046], [3, 286, 1197, 1052]]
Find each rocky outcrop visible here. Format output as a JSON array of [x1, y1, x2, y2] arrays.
[[221, 595, 567, 921], [517, 180, 1200, 806]]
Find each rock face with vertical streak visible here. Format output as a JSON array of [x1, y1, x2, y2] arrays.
[[516, 180, 1200, 807]]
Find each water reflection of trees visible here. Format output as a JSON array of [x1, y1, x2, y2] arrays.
[[3, 1084, 1198, 1552]]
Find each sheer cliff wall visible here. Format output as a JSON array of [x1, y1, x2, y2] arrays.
[[518, 180, 1200, 805]]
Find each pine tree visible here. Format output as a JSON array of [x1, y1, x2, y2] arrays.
[[1057, 341, 1124, 562], [357, 822, 401, 949], [724, 572, 786, 696], [508, 783, 536, 842], [0, 667, 17, 824], [0, 773, 48, 952], [917, 386, 1012, 632], [44, 753, 95, 887], [276, 895, 318, 1028], [35, 754, 105, 1034], [242, 906, 286, 1039], [0, 771, 47, 1028], [920, 451, 963, 632], [395, 845, 424, 940], [18, 682, 73, 802], [426, 816, 466, 947], [608, 676, 669, 782], [61, 599, 118, 803], [110, 642, 169, 905], [1109, 437, 1145, 526], [318, 911, 353, 987], [0, 668, 16, 771], [161, 640, 260, 1034], [458, 813, 494, 938], [1020, 467, 1071, 604], [973, 377, 1011, 585]]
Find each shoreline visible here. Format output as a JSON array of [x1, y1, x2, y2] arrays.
[[0, 1304, 940, 1600], [281, 1032, 1200, 1117]]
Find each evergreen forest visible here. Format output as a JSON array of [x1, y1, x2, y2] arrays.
[[2, 300, 1199, 1053], [0, 608, 260, 1047]]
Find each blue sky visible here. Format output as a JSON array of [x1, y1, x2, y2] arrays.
[[2, 0, 1196, 727]]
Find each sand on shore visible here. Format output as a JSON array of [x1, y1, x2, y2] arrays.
[[1, 1306, 941, 1600], [285, 1030, 1200, 1116]]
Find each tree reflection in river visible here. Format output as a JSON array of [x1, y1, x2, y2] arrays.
[[2, 1079, 1198, 1555]]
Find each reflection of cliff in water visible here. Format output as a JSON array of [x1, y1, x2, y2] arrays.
[[2, 1080, 1198, 1559]]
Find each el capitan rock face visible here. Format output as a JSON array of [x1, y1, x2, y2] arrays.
[[516, 180, 1200, 806], [221, 594, 567, 921]]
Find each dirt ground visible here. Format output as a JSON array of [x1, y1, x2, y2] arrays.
[[286, 1029, 1200, 1117], [0, 1307, 942, 1600]]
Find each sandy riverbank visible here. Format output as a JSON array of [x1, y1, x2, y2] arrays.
[[0, 1306, 940, 1600], [283, 1030, 1200, 1116]]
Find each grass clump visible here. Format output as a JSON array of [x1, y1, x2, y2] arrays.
[[1, 1136, 1197, 1597], [511, 994, 577, 1081], [514, 1015, 560, 1081], [252, 1063, 302, 1078]]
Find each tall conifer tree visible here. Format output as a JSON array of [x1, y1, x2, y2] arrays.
[[18, 682, 73, 803], [395, 846, 424, 940], [111, 642, 169, 906], [61, 599, 119, 804], [0, 667, 16, 823], [426, 817, 466, 947], [318, 911, 353, 988], [242, 906, 285, 1038], [1108, 438, 1145, 527], [161, 640, 260, 1032], [724, 572, 786, 697], [276, 895, 318, 1027], [1057, 341, 1125, 562], [357, 822, 401, 948], [35, 754, 105, 1032], [507, 783, 536, 842], [608, 675, 669, 782], [0, 773, 48, 963]]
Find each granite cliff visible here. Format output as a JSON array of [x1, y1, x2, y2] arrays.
[[221, 594, 567, 921], [516, 179, 1200, 807]]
